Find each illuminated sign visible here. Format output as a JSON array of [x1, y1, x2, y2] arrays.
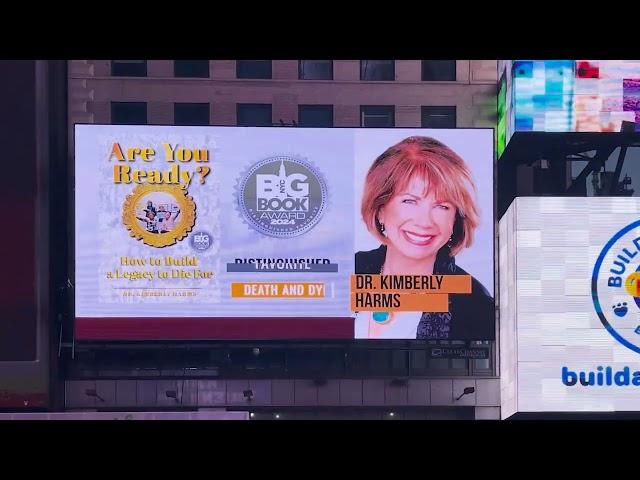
[[510, 60, 640, 136], [500, 197, 640, 415], [75, 126, 494, 341]]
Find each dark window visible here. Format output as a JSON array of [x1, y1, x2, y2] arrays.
[[299, 60, 333, 80], [286, 350, 343, 375], [298, 105, 333, 127], [111, 102, 147, 124], [361, 105, 395, 128], [422, 60, 456, 81], [471, 341, 493, 373], [174, 60, 209, 78], [410, 341, 473, 375], [390, 350, 409, 375], [421, 106, 456, 128], [237, 103, 272, 126], [174, 103, 210, 126], [111, 60, 147, 77], [360, 60, 395, 81], [236, 60, 272, 79]]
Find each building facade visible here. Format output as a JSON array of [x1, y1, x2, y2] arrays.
[[68, 60, 497, 129]]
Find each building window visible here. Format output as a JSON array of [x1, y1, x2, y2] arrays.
[[174, 103, 210, 126], [416, 341, 474, 375], [299, 60, 333, 80], [174, 60, 209, 78], [236, 60, 272, 79], [298, 105, 333, 127], [421, 106, 456, 128], [237, 103, 272, 126], [471, 341, 493, 373], [360, 60, 395, 81], [111, 60, 147, 77], [111, 102, 147, 124], [361, 105, 395, 128], [422, 60, 456, 81]]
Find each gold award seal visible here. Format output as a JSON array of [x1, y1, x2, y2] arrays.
[[122, 184, 196, 248]]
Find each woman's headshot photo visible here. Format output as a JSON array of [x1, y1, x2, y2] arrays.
[[354, 133, 494, 340]]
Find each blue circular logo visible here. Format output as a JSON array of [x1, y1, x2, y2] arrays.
[[592, 219, 640, 354]]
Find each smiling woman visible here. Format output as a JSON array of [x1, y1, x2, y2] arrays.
[[354, 136, 494, 340]]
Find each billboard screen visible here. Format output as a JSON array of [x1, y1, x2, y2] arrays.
[[511, 60, 640, 135], [497, 70, 507, 157], [500, 197, 640, 415], [75, 126, 494, 341]]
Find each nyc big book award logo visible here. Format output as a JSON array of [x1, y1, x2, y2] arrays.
[[564, 219, 640, 387], [236, 155, 327, 238]]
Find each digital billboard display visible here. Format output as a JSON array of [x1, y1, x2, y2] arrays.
[[511, 60, 640, 135], [75, 126, 494, 341], [497, 70, 507, 157], [500, 197, 640, 415]]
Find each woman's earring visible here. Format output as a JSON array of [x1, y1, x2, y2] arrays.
[[380, 223, 385, 234], [447, 235, 453, 248]]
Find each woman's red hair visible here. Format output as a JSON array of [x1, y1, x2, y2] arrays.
[[361, 136, 479, 256]]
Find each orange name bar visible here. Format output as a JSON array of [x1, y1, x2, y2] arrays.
[[231, 282, 325, 298], [351, 292, 449, 312], [351, 274, 471, 294]]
